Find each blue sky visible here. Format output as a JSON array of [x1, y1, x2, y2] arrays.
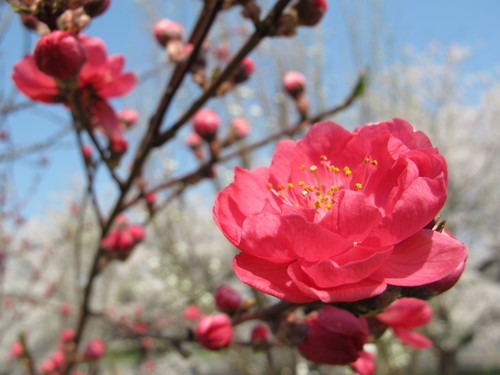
[[1, 0, 499, 220]]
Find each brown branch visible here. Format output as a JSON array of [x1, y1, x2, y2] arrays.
[[153, 0, 294, 147]]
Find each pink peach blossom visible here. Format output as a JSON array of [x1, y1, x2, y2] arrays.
[[214, 119, 467, 303], [12, 34, 135, 150], [375, 297, 432, 348]]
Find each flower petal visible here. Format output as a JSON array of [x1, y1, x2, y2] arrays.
[[370, 229, 467, 286], [392, 327, 433, 348], [233, 253, 313, 303]]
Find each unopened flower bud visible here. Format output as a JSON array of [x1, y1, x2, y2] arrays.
[[109, 138, 128, 154], [283, 71, 307, 98], [118, 108, 138, 128], [154, 19, 184, 47], [85, 338, 106, 360], [83, 0, 111, 18], [10, 341, 23, 358], [34, 31, 87, 80], [183, 305, 202, 322], [82, 144, 93, 158], [251, 324, 269, 345], [214, 284, 242, 314], [230, 117, 250, 139], [60, 328, 75, 343], [193, 108, 220, 141], [144, 191, 157, 205], [231, 57, 254, 84], [293, 0, 328, 26], [195, 313, 233, 350]]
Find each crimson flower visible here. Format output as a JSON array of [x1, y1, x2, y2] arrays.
[[374, 297, 432, 348], [12, 33, 135, 150], [214, 119, 467, 303], [297, 306, 369, 365]]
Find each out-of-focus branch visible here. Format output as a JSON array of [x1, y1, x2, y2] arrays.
[[0, 126, 71, 162]]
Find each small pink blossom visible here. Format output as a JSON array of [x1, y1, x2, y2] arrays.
[[118, 108, 138, 128], [186, 132, 203, 148], [84, 338, 106, 360], [59, 302, 73, 316], [12, 34, 136, 150], [283, 71, 307, 98], [214, 284, 242, 314], [81, 144, 93, 158], [195, 313, 233, 350], [230, 117, 251, 139], [231, 57, 254, 84], [34, 31, 87, 80], [10, 340, 23, 358], [214, 119, 467, 303], [374, 297, 432, 348], [144, 191, 157, 205], [193, 108, 220, 140], [60, 328, 75, 343], [154, 19, 184, 47], [183, 304, 202, 321], [350, 350, 376, 375]]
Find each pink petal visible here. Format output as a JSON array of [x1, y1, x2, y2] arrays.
[[233, 253, 313, 303], [268, 139, 296, 184], [288, 264, 387, 302], [92, 99, 123, 142], [351, 351, 376, 375], [392, 327, 432, 348], [376, 298, 432, 328], [370, 229, 467, 286], [11, 55, 60, 103]]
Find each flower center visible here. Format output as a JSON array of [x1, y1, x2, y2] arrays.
[[268, 155, 378, 210]]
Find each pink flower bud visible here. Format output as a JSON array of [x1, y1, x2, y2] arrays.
[[251, 324, 269, 344], [84, 338, 106, 360], [51, 350, 65, 370], [118, 108, 138, 128], [82, 144, 93, 158], [193, 108, 220, 140], [40, 358, 55, 373], [145, 192, 157, 205], [154, 19, 184, 47], [0, 130, 9, 140], [101, 228, 134, 252], [195, 313, 233, 350], [214, 284, 242, 314], [10, 340, 23, 358], [34, 31, 87, 80], [60, 328, 75, 343], [183, 305, 202, 322], [231, 57, 255, 84], [283, 71, 307, 98], [230, 117, 251, 139], [294, 0, 328, 26], [59, 302, 73, 316], [186, 132, 203, 148]]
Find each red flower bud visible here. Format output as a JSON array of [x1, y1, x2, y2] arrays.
[[283, 70, 307, 98], [195, 313, 233, 350], [251, 324, 269, 344], [193, 108, 220, 140], [82, 144, 93, 158], [186, 132, 203, 148], [10, 341, 23, 358], [294, 0, 328, 26], [231, 57, 255, 84], [34, 31, 87, 80], [214, 284, 242, 314], [154, 19, 184, 47], [60, 328, 75, 343], [85, 338, 106, 360]]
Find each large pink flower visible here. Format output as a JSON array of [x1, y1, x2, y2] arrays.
[[213, 119, 467, 303], [12, 33, 135, 148]]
